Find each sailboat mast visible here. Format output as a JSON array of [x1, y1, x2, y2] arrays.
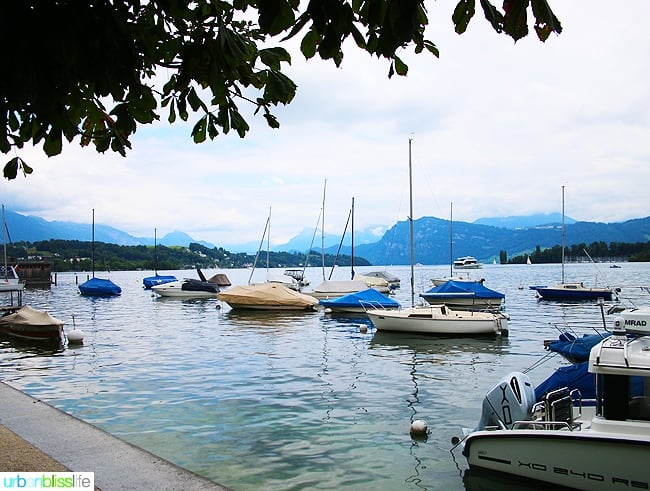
[[450, 202, 453, 278], [154, 228, 158, 275], [562, 186, 564, 283], [91, 208, 95, 278], [267, 206, 271, 272], [351, 197, 355, 280], [408, 138, 415, 308], [321, 179, 327, 280], [2, 205, 7, 281]]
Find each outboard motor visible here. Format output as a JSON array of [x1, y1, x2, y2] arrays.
[[473, 372, 536, 431]]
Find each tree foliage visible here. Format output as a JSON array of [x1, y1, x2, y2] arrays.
[[1, 0, 561, 179]]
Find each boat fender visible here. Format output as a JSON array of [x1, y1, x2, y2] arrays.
[[410, 420, 428, 441]]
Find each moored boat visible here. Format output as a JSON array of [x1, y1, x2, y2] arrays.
[[152, 278, 219, 298], [0, 305, 64, 342], [419, 279, 504, 311], [453, 256, 483, 269], [454, 309, 650, 490], [217, 282, 318, 310], [319, 288, 400, 313]]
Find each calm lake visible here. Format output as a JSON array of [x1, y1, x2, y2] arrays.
[[1, 262, 648, 490]]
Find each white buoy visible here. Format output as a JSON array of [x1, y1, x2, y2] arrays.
[[410, 419, 428, 440], [359, 324, 368, 333], [67, 329, 85, 344], [66, 314, 85, 344]]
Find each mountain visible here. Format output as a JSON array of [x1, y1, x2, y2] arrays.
[[272, 225, 386, 253], [3, 210, 215, 248], [473, 213, 577, 229], [353, 216, 650, 265], [4, 208, 650, 265]]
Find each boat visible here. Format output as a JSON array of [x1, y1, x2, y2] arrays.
[[0, 305, 64, 342], [354, 274, 391, 293], [1, 205, 25, 293], [546, 330, 611, 363], [364, 271, 400, 290], [365, 140, 509, 336], [536, 186, 615, 301], [217, 282, 318, 310], [152, 277, 220, 298], [319, 288, 400, 313], [306, 279, 369, 300], [454, 309, 650, 490], [453, 256, 483, 269], [419, 279, 505, 311], [78, 209, 121, 296], [142, 228, 177, 289], [366, 304, 508, 335], [283, 268, 310, 288]]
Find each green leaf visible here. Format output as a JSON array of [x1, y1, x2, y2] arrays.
[[503, 0, 529, 41], [258, 0, 296, 36], [531, 0, 562, 41], [192, 115, 207, 143], [43, 130, 63, 156], [300, 29, 319, 59], [3, 157, 19, 179], [453, 0, 476, 35], [479, 0, 504, 33], [394, 56, 408, 76], [259, 47, 291, 70]]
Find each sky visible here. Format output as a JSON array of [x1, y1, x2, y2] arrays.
[[2, 0, 649, 249]]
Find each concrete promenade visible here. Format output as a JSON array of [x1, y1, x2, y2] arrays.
[[0, 381, 230, 490]]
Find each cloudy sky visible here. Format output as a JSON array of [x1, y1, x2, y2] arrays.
[[2, 0, 648, 249]]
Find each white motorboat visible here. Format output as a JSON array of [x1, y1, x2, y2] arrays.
[[152, 278, 220, 298], [453, 256, 483, 269], [306, 279, 369, 300], [454, 308, 650, 490], [366, 304, 508, 335]]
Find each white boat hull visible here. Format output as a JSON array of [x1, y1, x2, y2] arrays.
[[366, 306, 508, 335], [464, 428, 650, 490]]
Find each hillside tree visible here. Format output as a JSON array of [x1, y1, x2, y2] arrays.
[[1, 0, 561, 179]]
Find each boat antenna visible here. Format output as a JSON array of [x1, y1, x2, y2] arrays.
[[408, 138, 415, 308], [2, 205, 8, 282], [562, 186, 564, 283]]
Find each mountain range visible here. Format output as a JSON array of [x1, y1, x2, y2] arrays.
[[3, 209, 649, 265]]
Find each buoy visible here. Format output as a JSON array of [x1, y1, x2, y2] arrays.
[[67, 329, 85, 344], [410, 419, 428, 440], [359, 324, 368, 333]]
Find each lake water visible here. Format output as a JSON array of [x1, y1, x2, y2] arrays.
[[1, 262, 648, 490]]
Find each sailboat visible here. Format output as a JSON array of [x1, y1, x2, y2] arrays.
[[142, 228, 177, 289], [535, 187, 614, 301], [78, 209, 122, 296], [0, 205, 24, 293], [365, 140, 509, 336]]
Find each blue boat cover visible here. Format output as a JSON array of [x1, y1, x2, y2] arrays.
[[79, 277, 122, 296], [142, 274, 178, 289], [319, 288, 400, 309], [420, 280, 505, 300], [547, 331, 611, 363]]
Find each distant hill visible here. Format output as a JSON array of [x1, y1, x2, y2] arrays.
[[353, 216, 650, 265], [3, 210, 215, 248], [473, 213, 577, 229]]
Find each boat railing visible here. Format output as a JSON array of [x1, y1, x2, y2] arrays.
[[522, 387, 584, 431]]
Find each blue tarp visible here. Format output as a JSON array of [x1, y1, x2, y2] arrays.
[[78, 277, 122, 296], [142, 274, 177, 289], [420, 280, 505, 300], [320, 288, 400, 310], [547, 331, 611, 363]]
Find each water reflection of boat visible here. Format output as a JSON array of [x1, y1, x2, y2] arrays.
[[370, 331, 509, 355]]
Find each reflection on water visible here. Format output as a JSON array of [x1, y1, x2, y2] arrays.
[[0, 263, 648, 490]]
